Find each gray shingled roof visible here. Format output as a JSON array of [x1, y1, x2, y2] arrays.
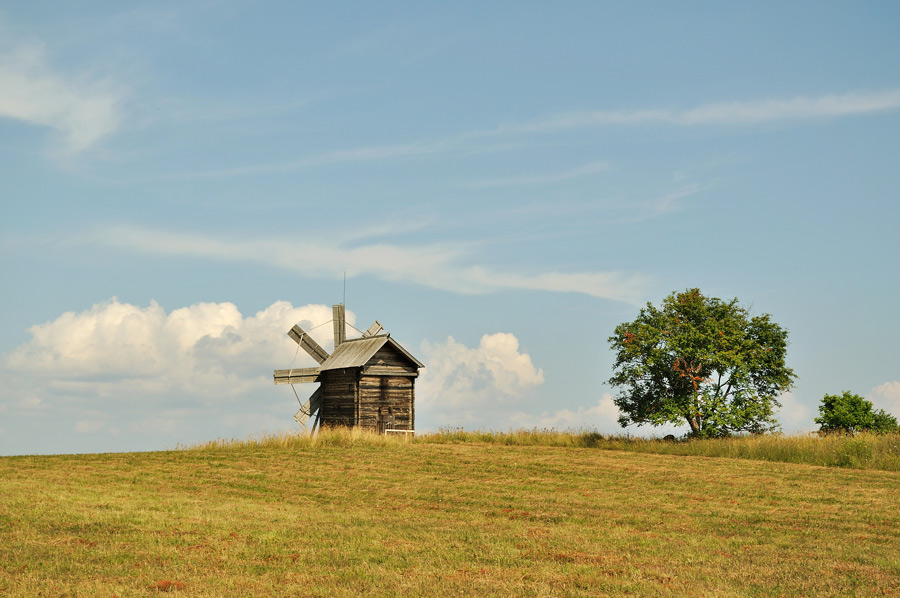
[[318, 334, 424, 371]]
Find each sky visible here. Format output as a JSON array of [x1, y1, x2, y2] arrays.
[[1, 2, 899, 455]]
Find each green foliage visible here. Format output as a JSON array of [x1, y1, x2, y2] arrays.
[[873, 409, 900, 433], [815, 391, 900, 435], [608, 288, 796, 438]]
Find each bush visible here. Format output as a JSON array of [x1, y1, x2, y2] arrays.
[[815, 391, 899, 435]]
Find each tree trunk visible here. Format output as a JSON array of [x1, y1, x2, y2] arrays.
[[686, 415, 701, 437]]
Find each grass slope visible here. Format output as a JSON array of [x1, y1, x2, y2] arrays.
[[421, 429, 900, 471], [2, 432, 899, 597]]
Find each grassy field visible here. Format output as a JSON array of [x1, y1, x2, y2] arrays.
[[2, 431, 899, 597], [417, 429, 900, 471]]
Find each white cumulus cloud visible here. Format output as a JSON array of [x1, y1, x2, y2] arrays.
[[869, 381, 900, 416], [416, 333, 545, 428], [774, 391, 814, 433], [509, 394, 622, 431], [4, 298, 341, 399], [74, 420, 106, 434], [0, 298, 350, 453], [415, 335, 669, 434]]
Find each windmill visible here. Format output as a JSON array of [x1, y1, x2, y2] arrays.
[[274, 304, 423, 433]]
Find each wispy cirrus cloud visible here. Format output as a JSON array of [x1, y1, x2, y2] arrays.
[[158, 88, 900, 181], [0, 43, 124, 152], [80, 225, 648, 304], [500, 89, 900, 133], [613, 183, 705, 223], [161, 140, 451, 180], [463, 160, 610, 189]]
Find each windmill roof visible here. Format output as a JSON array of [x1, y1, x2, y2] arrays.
[[319, 334, 424, 371]]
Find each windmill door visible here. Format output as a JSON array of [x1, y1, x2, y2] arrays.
[[377, 406, 395, 434]]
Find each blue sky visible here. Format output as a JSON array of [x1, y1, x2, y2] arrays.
[[1, 2, 899, 455]]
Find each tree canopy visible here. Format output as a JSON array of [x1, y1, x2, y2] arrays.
[[608, 288, 795, 437], [815, 391, 899, 435]]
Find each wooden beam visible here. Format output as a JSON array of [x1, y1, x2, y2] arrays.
[[287, 325, 329, 364], [360, 366, 419, 377], [362, 320, 384, 337], [333, 304, 346, 348], [274, 367, 320, 385]]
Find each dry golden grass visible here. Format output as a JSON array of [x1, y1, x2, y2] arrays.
[[418, 429, 900, 471], [1, 430, 898, 596]]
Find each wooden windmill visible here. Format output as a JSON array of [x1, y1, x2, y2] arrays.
[[274, 305, 424, 433]]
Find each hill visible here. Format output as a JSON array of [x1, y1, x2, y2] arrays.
[[2, 432, 899, 596]]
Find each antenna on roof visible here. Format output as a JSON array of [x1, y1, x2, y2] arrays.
[[343, 271, 346, 307]]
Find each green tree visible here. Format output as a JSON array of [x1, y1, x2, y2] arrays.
[[608, 288, 796, 438], [815, 391, 899, 434]]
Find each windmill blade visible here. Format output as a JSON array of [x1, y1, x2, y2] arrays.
[[287, 324, 329, 364], [274, 367, 320, 385], [293, 406, 311, 426], [308, 386, 324, 413], [294, 387, 323, 429], [362, 320, 384, 337]]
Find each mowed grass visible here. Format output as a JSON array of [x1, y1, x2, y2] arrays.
[[1, 431, 899, 597]]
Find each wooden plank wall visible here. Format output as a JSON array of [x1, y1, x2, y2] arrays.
[[318, 345, 419, 431], [361, 346, 418, 376], [358, 375, 414, 431], [361, 345, 418, 431], [319, 369, 358, 427]]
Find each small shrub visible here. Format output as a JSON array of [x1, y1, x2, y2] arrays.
[[815, 391, 899, 435]]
